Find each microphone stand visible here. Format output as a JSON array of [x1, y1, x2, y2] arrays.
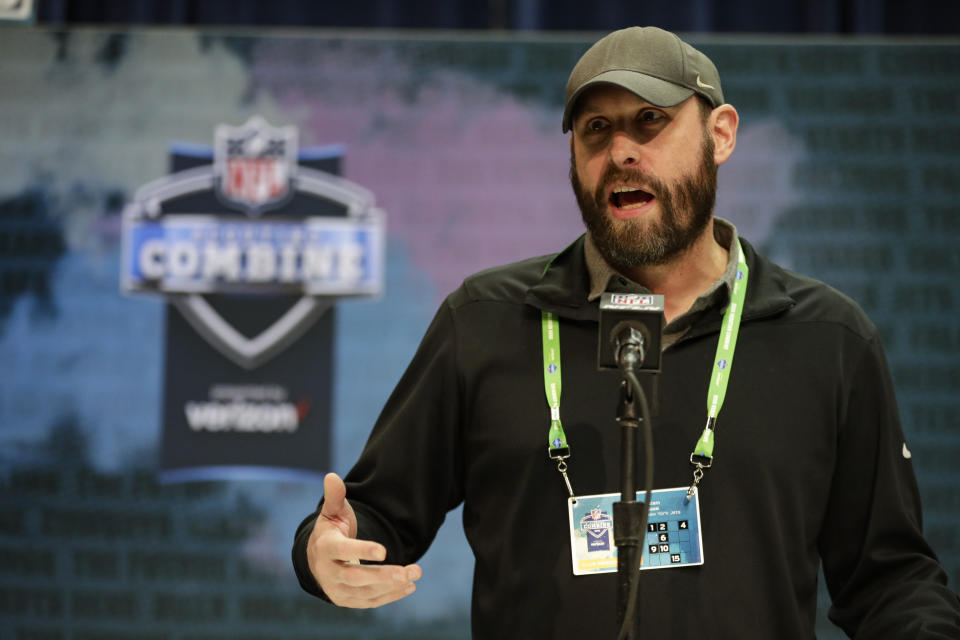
[[614, 349, 655, 640], [597, 296, 664, 640]]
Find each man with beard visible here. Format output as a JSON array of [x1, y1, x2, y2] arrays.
[[293, 26, 960, 638]]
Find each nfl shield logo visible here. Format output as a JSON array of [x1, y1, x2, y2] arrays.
[[214, 115, 297, 215], [612, 294, 653, 306]]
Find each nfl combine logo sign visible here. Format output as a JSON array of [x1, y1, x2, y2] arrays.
[[121, 116, 384, 369], [119, 115, 383, 481]]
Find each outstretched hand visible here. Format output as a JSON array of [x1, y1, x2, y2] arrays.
[[307, 473, 422, 608]]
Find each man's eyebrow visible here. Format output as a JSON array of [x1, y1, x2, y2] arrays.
[[575, 99, 667, 120], [573, 101, 622, 122], [572, 103, 601, 120]]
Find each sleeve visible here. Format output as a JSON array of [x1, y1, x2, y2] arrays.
[[818, 334, 960, 638], [292, 297, 465, 598]]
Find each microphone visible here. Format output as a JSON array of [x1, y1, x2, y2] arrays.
[[597, 293, 664, 373], [612, 323, 649, 371]]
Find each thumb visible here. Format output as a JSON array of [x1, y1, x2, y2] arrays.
[[321, 472, 348, 515], [320, 472, 357, 539]]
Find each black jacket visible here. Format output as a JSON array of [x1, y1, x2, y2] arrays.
[[294, 235, 960, 638]]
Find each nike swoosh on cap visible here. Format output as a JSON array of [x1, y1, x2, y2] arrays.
[[696, 75, 714, 90]]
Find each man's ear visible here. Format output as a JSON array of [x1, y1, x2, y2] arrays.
[[710, 104, 739, 166]]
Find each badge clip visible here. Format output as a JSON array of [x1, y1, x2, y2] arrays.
[[685, 454, 712, 502], [548, 445, 575, 501]]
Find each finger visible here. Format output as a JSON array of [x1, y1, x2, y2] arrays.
[[327, 534, 387, 564], [331, 562, 421, 589], [404, 563, 423, 581], [330, 562, 406, 588], [348, 581, 418, 609], [320, 473, 347, 517], [333, 577, 419, 609], [325, 564, 423, 608]]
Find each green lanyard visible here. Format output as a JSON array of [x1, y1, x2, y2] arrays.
[[686, 239, 749, 499], [542, 311, 575, 497], [541, 239, 749, 501]]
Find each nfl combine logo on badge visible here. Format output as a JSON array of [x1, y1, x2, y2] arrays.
[[580, 507, 613, 551]]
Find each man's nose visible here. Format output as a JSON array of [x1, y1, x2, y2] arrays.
[[609, 131, 642, 169]]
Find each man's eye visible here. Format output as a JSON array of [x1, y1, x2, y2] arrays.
[[639, 110, 664, 122], [585, 119, 608, 133]]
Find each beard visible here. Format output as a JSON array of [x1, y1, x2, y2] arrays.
[[571, 130, 718, 270]]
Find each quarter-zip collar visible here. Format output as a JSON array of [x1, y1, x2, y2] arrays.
[[524, 233, 796, 334]]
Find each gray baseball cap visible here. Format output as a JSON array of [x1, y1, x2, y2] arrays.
[[562, 26, 724, 132]]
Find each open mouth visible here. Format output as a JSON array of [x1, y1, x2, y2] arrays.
[[609, 186, 654, 211]]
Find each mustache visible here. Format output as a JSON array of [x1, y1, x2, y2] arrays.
[[594, 165, 667, 203]]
